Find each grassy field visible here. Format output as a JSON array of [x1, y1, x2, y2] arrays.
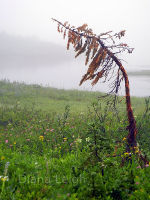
[[0, 80, 150, 199]]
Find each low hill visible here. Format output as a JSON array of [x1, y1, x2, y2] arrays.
[[0, 32, 73, 68]]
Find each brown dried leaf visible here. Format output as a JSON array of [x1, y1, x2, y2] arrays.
[[67, 38, 71, 50], [57, 24, 60, 33], [75, 41, 82, 52], [85, 47, 91, 65], [63, 29, 66, 39], [77, 24, 88, 32], [64, 21, 68, 26], [75, 42, 87, 58], [79, 73, 89, 85], [91, 69, 105, 85], [88, 48, 103, 76]]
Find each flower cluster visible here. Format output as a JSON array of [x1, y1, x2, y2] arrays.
[[39, 135, 44, 141], [0, 176, 9, 182]]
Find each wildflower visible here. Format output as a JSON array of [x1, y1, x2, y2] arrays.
[[86, 137, 90, 142], [26, 139, 30, 141], [145, 164, 149, 168], [122, 137, 126, 141], [5, 140, 8, 143], [39, 135, 44, 141], [14, 142, 16, 145], [76, 138, 82, 143], [135, 182, 139, 185], [1, 156, 5, 160], [124, 152, 129, 156], [1, 176, 9, 182], [136, 166, 141, 169], [63, 138, 67, 142], [50, 129, 54, 132], [134, 146, 139, 153]]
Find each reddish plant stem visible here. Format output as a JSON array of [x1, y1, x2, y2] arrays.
[[105, 50, 137, 148]]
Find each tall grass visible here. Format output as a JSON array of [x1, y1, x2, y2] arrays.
[[0, 80, 149, 199]]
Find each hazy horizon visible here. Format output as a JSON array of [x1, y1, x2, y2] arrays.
[[0, 32, 150, 97], [0, 0, 150, 96]]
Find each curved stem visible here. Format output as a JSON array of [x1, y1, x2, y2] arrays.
[[105, 50, 137, 148]]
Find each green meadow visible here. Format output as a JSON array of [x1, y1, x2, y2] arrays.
[[0, 80, 150, 200]]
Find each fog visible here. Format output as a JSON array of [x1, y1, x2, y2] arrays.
[[0, 0, 150, 96], [0, 33, 150, 97]]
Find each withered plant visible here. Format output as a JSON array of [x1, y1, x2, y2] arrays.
[[52, 18, 147, 163]]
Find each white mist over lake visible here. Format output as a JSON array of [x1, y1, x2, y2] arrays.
[[0, 33, 149, 97], [0, 61, 150, 97]]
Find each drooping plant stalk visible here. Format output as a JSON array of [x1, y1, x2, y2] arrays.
[[52, 18, 138, 151], [107, 52, 137, 148]]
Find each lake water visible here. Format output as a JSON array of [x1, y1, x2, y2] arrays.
[[0, 62, 150, 97]]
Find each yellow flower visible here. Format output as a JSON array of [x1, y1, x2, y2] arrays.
[[124, 152, 129, 156], [63, 138, 67, 141], [134, 146, 139, 153], [39, 135, 44, 141], [1, 156, 5, 160], [122, 137, 126, 141], [14, 142, 16, 145], [1, 177, 8, 182]]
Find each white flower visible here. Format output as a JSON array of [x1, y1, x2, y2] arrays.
[[76, 138, 82, 143], [86, 137, 90, 142]]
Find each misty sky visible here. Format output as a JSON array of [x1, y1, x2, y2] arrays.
[[0, 0, 150, 97], [0, 0, 150, 66]]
